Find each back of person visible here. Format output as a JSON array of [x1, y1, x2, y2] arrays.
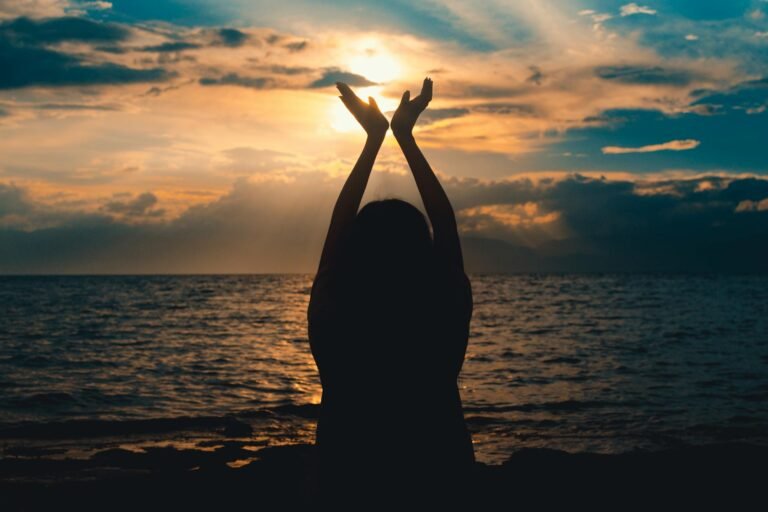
[[310, 262, 473, 502], [308, 78, 474, 504]]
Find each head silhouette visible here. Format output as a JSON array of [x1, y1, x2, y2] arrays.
[[342, 199, 432, 282]]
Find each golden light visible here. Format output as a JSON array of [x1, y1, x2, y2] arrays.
[[329, 44, 403, 133], [329, 86, 401, 133], [347, 50, 401, 84]]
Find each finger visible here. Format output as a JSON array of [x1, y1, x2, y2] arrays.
[[368, 96, 380, 111], [421, 77, 433, 103], [339, 94, 355, 113], [336, 82, 358, 100], [399, 90, 410, 107], [340, 91, 363, 112], [340, 95, 365, 124]]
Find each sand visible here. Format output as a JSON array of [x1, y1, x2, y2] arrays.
[[2, 438, 765, 509]]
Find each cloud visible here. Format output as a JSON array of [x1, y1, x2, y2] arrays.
[[735, 198, 768, 212], [34, 102, 118, 110], [73, 1, 112, 11], [214, 28, 248, 47], [220, 147, 292, 174], [140, 41, 200, 52], [0, 0, 68, 19], [0, 42, 172, 88], [0, 16, 128, 43], [198, 67, 376, 91], [602, 139, 701, 154], [690, 77, 768, 113], [0, 16, 172, 89], [413, 108, 470, 126], [198, 73, 272, 89], [261, 65, 314, 76], [620, 3, 657, 17], [2, 174, 767, 273], [526, 65, 544, 86], [284, 40, 307, 52], [0, 183, 32, 218], [472, 103, 537, 116], [594, 65, 697, 86], [103, 192, 163, 217], [309, 68, 377, 88]]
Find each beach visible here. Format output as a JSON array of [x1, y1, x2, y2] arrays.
[[2, 405, 767, 509], [2, 427, 765, 509]]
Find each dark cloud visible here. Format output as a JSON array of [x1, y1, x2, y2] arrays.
[[407, 108, 469, 126], [690, 77, 768, 113], [0, 18, 172, 89], [0, 16, 129, 45], [199, 66, 377, 91], [284, 40, 307, 52], [526, 65, 543, 86], [103, 192, 163, 217], [438, 82, 528, 99], [595, 65, 697, 86], [94, 45, 128, 54], [140, 41, 200, 52], [1, 175, 767, 273], [0, 41, 172, 88], [309, 69, 377, 88], [0, 183, 32, 217], [215, 28, 248, 47], [142, 81, 189, 97], [449, 174, 768, 272], [199, 73, 272, 89], [472, 103, 537, 116], [34, 103, 119, 111], [264, 65, 314, 76]]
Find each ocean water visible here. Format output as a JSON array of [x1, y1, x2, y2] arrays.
[[1, 274, 767, 464]]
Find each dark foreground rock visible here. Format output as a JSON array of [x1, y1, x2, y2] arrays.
[[1, 442, 765, 509]]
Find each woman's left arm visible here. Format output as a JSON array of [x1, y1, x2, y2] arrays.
[[315, 83, 388, 273]]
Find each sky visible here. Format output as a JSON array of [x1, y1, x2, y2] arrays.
[[1, 0, 767, 273]]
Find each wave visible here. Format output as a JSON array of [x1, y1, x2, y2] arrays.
[[0, 403, 320, 440], [463, 399, 642, 414]]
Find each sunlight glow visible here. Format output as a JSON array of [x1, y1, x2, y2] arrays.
[[328, 44, 403, 133], [329, 86, 400, 133], [348, 50, 401, 84]]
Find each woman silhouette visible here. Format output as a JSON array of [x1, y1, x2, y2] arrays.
[[308, 78, 474, 503]]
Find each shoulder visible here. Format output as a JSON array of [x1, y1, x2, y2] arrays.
[[434, 263, 473, 319], [308, 266, 340, 325]]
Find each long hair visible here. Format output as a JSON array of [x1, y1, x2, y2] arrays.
[[341, 199, 433, 282]]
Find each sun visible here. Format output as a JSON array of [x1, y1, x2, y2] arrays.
[[329, 47, 402, 133], [347, 50, 401, 84]]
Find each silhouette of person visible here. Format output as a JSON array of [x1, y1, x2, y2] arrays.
[[308, 78, 474, 505]]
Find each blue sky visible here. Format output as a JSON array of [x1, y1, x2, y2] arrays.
[[0, 0, 767, 272]]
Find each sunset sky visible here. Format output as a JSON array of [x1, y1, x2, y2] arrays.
[[1, 0, 767, 272]]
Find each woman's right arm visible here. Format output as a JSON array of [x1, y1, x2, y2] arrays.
[[391, 78, 465, 271]]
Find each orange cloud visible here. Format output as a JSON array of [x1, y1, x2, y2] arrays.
[[602, 139, 701, 154]]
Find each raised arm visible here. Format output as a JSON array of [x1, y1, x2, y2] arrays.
[[316, 83, 388, 273], [391, 78, 464, 270]]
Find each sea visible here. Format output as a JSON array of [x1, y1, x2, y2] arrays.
[[1, 274, 767, 464]]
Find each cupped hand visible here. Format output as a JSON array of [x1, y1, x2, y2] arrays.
[[336, 82, 388, 138], [391, 77, 433, 138]]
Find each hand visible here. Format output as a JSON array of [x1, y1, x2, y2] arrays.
[[391, 77, 433, 138], [336, 82, 388, 139]]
